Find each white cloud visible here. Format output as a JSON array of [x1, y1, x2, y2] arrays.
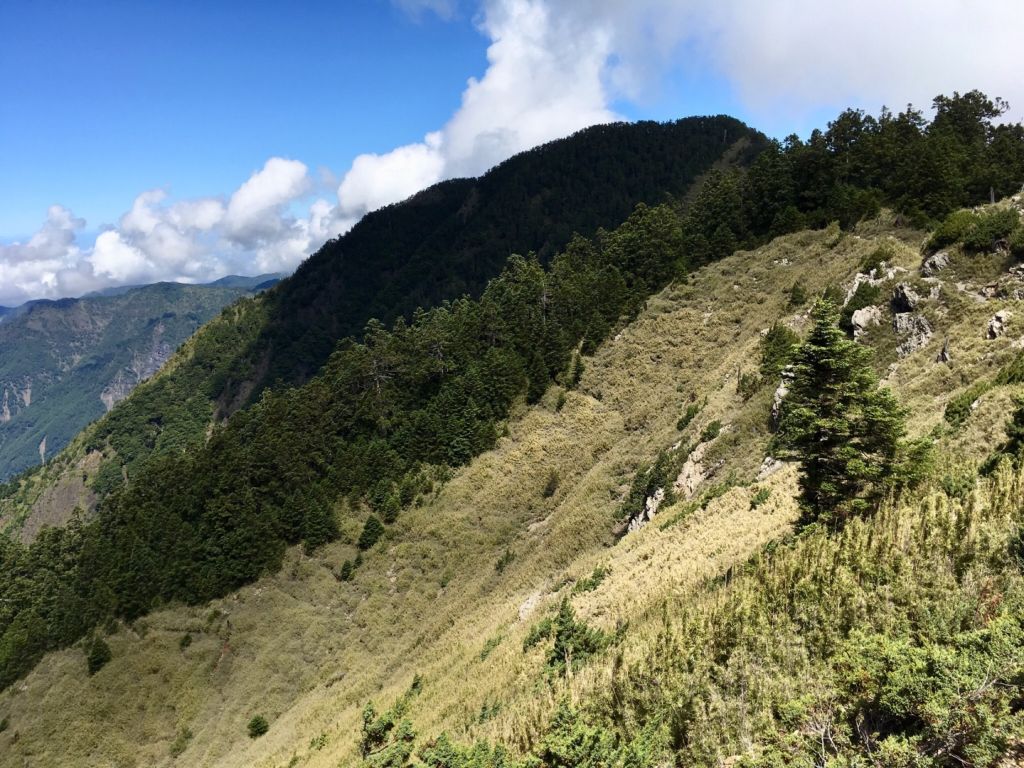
[[5, 0, 1023, 306], [0, 160, 347, 306], [337, 0, 619, 219], [339, 0, 1024, 221]]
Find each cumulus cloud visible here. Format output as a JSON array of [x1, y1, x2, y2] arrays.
[[337, 0, 620, 219], [338, 0, 1024, 220], [5, 0, 1023, 305], [0, 159, 346, 307]]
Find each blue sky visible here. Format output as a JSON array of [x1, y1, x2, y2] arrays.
[[1, 0, 1021, 305]]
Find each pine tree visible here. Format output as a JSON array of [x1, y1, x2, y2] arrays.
[[775, 299, 906, 525]]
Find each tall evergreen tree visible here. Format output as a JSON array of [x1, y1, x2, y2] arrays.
[[775, 299, 906, 525]]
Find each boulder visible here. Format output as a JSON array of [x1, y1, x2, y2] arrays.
[[756, 456, 784, 481], [627, 487, 664, 533], [936, 337, 952, 364], [921, 251, 949, 277], [892, 283, 922, 313], [988, 310, 1012, 339], [850, 305, 882, 338], [770, 366, 795, 430], [893, 313, 933, 357]]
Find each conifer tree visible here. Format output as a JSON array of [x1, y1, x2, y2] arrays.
[[775, 299, 906, 525]]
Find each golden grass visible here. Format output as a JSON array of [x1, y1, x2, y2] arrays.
[[2, 217, 1021, 767]]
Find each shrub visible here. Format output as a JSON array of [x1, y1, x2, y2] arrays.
[[338, 559, 354, 581], [546, 599, 608, 677], [357, 515, 385, 550], [787, 280, 809, 308], [179, 633, 192, 651], [479, 635, 502, 661], [676, 401, 700, 431], [699, 420, 722, 443], [962, 207, 1019, 251], [1009, 226, 1024, 257], [85, 636, 112, 675], [247, 715, 269, 739], [495, 548, 515, 574], [169, 727, 193, 757], [542, 469, 560, 498], [927, 209, 977, 250], [523, 618, 554, 651], [750, 487, 772, 509], [860, 244, 892, 275], [737, 371, 761, 400], [572, 566, 609, 594], [759, 323, 799, 379]]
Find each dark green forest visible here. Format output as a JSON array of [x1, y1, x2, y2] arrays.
[[2, 92, 1023, 693]]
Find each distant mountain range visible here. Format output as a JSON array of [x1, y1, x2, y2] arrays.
[[0, 275, 281, 479]]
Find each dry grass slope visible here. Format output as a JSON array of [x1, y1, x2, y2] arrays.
[[2, 213, 1021, 767]]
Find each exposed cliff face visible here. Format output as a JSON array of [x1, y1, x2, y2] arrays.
[[99, 323, 173, 412]]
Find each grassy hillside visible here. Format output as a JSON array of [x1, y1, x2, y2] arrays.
[[3, 207, 1022, 766], [0, 118, 762, 539], [0, 282, 268, 482]]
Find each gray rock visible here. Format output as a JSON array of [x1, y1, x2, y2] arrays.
[[936, 338, 952, 364], [893, 313, 933, 357], [987, 310, 1012, 339], [770, 366, 795, 430], [921, 251, 949, 277], [756, 456, 784, 481], [892, 283, 922, 313], [850, 305, 882, 338]]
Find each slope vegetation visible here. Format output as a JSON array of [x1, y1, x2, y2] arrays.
[[4, 206, 1023, 765]]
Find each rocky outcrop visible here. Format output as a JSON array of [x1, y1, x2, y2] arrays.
[[921, 251, 949, 277], [850, 306, 882, 338], [988, 310, 1012, 339], [627, 487, 664, 533], [936, 338, 952, 364], [891, 283, 922, 313], [770, 367, 794, 429], [756, 456, 784, 481], [894, 313, 933, 357]]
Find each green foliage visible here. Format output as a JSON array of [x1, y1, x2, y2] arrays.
[[309, 732, 328, 751], [676, 401, 701, 431], [736, 371, 761, 401], [787, 280, 809, 308], [479, 635, 502, 661], [178, 633, 192, 651], [750, 487, 772, 509], [1009, 226, 1024, 257], [358, 515, 386, 551], [0, 282, 264, 480], [247, 714, 269, 739], [85, 635, 111, 675], [839, 280, 883, 333], [523, 618, 554, 651], [542, 469, 560, 498], [860, 243, 893, 275], [775, 300, 907, 525], [759, 323, 800, 379], [545, 600, 608, 678], [699, 420, 722, 443], [360, 679, 422, 766], [572, 566, 609, 595], [495, 549, 515, 574], [928, 206, 1021, 252], [169, 727, 193, 758]]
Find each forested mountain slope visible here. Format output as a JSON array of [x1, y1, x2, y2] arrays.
[[0, 117, 763, 535], [0, 280, 277, 482], [4, 203, 1024, 766], [2, 92, 1024, 767]]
